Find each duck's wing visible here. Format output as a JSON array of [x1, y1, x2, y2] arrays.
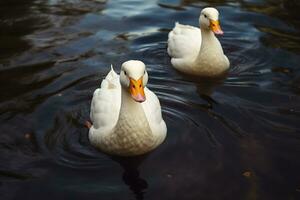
[[90, 66, 121, 132], [167, 22, 201, 67], [142, 88, 167, 145]]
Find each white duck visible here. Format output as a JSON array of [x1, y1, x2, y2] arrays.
[[88, 60, 167, 156], [167, 7, 230, 77]]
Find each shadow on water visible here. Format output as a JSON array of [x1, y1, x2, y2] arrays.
[[112, 155, 149, 200]]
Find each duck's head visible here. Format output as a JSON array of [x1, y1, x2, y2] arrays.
[[199, 7, 223, 35], [120, 60, 148, 103]]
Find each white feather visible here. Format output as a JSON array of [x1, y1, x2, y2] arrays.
[[167, 22, 201, 60], [167, 8, 230, 77], [89, 62, 167, 156], [142, 88, 167, 145], [89, 66, 121, 139]]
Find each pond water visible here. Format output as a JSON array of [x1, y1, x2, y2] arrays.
[[1, 0, 300, 199]]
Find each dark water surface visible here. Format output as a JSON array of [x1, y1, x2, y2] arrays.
[[1, 0, 300, 199]]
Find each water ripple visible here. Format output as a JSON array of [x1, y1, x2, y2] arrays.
[[1, 0, 300, 199]]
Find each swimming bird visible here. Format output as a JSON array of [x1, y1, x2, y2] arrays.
[[167, 7, 230, 77], [88, 60, 167, 156]]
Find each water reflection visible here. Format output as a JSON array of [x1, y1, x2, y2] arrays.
[[1, 0, 300, 199], [0, 0, 47, 62], [112, 156, 148, 200]]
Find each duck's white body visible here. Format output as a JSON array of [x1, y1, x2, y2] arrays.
[[167, 8, 230, 77], [89, 61, 167, 156]]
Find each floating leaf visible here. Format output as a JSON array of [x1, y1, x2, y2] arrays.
[[243, 171, 251, 178]]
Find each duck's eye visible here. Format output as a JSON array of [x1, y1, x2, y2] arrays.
[[124, 71, 127, 75], [204, 14, 207, 18]]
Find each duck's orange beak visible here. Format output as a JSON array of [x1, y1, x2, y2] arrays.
[[210, 20, 223, 35], [129, 77, 145, 103]]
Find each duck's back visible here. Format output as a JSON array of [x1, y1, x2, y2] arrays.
[[89, 68, 121, 141], [167, 22, 202, 70]]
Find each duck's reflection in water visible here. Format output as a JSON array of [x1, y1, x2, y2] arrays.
[[181, 73, 226, 108], [195, 79, 224, 110], [111, 155, 148, 200]]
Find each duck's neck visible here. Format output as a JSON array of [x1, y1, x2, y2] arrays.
[[108, 87, 154, 155], [191, 28, 226, 74], [199, 28, 223, 57], [118, 87, 147, 122]]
